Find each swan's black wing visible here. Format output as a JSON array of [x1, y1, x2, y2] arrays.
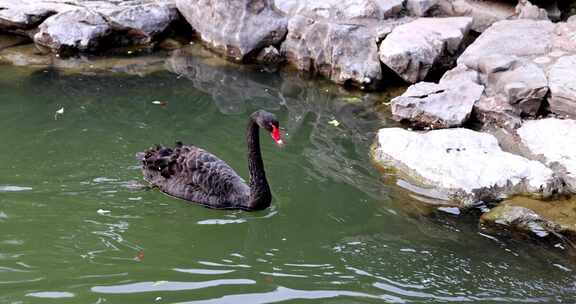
[[138, 142, 250, 208]]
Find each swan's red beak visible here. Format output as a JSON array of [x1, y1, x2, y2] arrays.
[[271, 125, 283, 146]]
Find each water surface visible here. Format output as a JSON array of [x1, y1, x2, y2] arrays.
[[1, 48, 575, 303]]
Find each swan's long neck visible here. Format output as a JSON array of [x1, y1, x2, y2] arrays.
[[245, 118, 272, 210]]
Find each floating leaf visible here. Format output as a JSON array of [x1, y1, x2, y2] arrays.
[[152, 100, 168, 106], [97, 209, 111, 215], [54, 107, 64, 120], [328, 119, 340, 127]]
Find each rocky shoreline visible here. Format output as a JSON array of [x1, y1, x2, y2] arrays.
[[2, 0, 576, 246]]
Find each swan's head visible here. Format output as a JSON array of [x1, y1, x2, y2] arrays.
[[252, 110, 283, 146]]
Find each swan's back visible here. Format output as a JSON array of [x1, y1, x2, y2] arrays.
[[138, 142, 250, 209]]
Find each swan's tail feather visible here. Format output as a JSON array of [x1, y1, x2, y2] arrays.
[[137, 144, 183, 182]]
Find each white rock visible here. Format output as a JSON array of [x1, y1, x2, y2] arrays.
[[517, 118, 576, 191], [547, 56, 576, 118], [374, 127, 556, 206]]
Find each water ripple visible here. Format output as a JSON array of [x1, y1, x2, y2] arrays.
[[26, 291, 74, 298], [174, 268, 236, 275], [0, 185, 32, 192], [177, 286, 404, 304], [91, 279, 255, 294], [197, 261, 251, 269]]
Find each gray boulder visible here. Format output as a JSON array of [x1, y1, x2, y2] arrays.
[[176, 0, 287, 62], [0, 1, 72, 31], [445, 0, 516, 33], [458, 20, 555, 66], [470, 55, 549, 117], [373, 127, 557, 207], [282, 15, 382, 88], [390, 78, 483, 128], [405, 0, 439, 16], [102, 2, 179, 45], [379, 17, 473, 83], [473, 96, 522, 129], [487, 59, 548, 116], [34, 9, 111, 54]]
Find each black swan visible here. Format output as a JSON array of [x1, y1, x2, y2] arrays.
[[136, 110, 283, 211]]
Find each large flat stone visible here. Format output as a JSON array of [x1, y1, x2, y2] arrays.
[[458, 19, 555, 67], [373, 127, 557, 206], [176, 0, 287, 62], [379, 17, 473, 83]]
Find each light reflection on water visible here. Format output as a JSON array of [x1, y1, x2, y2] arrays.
[[0, 45, 575, 302]]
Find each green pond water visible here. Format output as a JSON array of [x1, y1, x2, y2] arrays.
[[1, 50, 576, 303]]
